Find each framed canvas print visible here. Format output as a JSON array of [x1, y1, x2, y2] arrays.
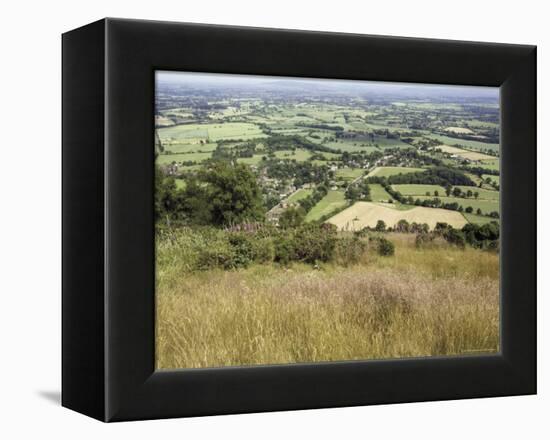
[[62, 18, 536, 422]]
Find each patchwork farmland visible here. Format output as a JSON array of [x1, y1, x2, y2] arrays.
[[156, 75, 500, 232]]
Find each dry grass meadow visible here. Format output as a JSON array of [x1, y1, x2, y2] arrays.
[[156, 234, 499, 369]]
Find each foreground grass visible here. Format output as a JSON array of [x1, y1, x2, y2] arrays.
[[156, 234, 499, 369]]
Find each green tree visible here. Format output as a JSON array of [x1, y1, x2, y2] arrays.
[[180, 177, 213, 225], [279, 207, 306, 228], [377, 237, 395, 256], [345, 185, 361, 202], [444, 228, 466, 248], [200, 161, 266, 226], [396, 219, 410, 233], [375, 220, 386, 232], [155, 174, 178, 221]]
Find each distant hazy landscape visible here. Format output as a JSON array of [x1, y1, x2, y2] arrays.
[[155, 72, 500, 369]]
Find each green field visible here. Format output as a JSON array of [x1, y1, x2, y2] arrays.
[[368, 166, 425, 178], [162, 142, 218, 154], [369, 184, 394, 202], [286, 188, 314, 203], [157, 152, 212, 165], [466, 120, 499, 129], [463, 213, 498, 225], [237, 155, 265, 165], [417, 196, 499, 214], [464, 172, 483, 186], [362, 122, 423, 134], [237, 149, 314, 165], [480, 159, 500, 171], [305, 190, 347, 221], [427, 134, 499, 152], [335, 168, 364, 181], [482, 175, 500, 185], [392, 184, 447, 196], [274, 149, 312, 161], [324, 141, 380, 154], [454, 186, 499, 200], [158, 122, 266, 143], [159, 108, 195, 119], [310, 152, 341, 165], [359, 136, 411, 147], [319, 152, 341, 160]]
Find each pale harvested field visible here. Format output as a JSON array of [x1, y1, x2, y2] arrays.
[[444, 126, 474, 134], [367, 166, 425, 178], [436, 145, 494, 161], [155, 115, 176, 127], [327, 201, 467, 230]]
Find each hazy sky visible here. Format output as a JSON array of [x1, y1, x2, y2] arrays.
[[156, 70, 499, 100]]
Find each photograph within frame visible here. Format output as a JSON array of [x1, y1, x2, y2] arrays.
[[154, 71, 500, 370]]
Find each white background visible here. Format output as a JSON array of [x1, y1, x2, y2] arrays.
[[0, 0, 547, 437]]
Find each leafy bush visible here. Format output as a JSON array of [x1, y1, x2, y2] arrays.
[[251, 237, 276, 263], [158, 222, 398, 271], [354, 227, 370, 238], [443, 228, 466, 248], [335, 235, 368, 265], [196, 242, 237, 270], [291, 224, 338, 263], [278, 206, 306, 228], [410, 222, 429, 234], [273, 236, 296, 265], [462, 221, 499, 249], [434, 222, 451, 233], [415, 232, 435, 248], [395, 219, 410, 233], [226, 233, 258, 268], [376, 237, 395, 256]]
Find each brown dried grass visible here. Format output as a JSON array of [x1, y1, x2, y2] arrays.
[[156, 237, 499, 369]]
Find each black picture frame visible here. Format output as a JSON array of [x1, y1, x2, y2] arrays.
[[62, 18, 536, 422]]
